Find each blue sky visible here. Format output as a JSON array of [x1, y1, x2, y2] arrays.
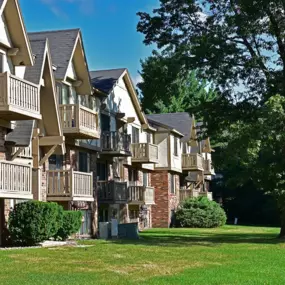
[[20, 0, 158, 83]]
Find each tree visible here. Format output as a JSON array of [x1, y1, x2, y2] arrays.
[[137, 0, 285, 237], [139, 55, 217, 115]]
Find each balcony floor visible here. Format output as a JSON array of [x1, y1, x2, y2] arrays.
[[0, 192, 33, 200], [47, 195, 94, 202], [63, 128, 100, 140], [0, 107, 42, 121], [100, 150, 132, 157]]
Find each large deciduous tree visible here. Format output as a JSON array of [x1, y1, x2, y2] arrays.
[[137, 0, 285, 237], [139, 57, 217, 114]]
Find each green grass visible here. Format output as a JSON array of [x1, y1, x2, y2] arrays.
[[0, 226, 284, 284]]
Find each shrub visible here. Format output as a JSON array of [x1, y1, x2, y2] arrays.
[[55, 211, 82, 241], [8, 201, 64, 246], [175, 196, 227, 228]]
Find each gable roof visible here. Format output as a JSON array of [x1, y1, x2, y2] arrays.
[[147, 112, 193, 142], [90, 68, 150, 127], [90, 68, 126, 94], [0, 0, 34, 66], [24, 39, 46, 84], [28, 29, 79, 80], [6, 121, 34, 146]]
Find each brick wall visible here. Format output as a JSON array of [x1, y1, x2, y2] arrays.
[[151, 171, 180, 228], [151, 171, 170, 228]]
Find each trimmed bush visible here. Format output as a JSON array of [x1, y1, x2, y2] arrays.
[[175, 196, 227, 228], [55, 211, 82, 241], [8, 201, 64, 246]]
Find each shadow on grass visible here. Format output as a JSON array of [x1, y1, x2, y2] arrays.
[[109, 230, 283, 247]]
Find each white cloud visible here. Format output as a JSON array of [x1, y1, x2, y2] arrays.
[[41, 0, 94, 19]]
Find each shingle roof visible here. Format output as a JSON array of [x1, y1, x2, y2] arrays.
[[6, 121, 34, 146], [28, 29, 79, 80], [89, 68, 126, 93], [0, 0, 5, 10], [147, 112, 193, 142], [24, 39, 46, 84]]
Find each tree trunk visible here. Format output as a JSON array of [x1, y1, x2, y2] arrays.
[[278, 198, 285, 238]]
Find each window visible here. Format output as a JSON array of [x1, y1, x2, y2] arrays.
[[132, 126, 140, 143], [146, 133, 152, 143], [59, 84, 69, 104], [174, 137, 178, 156], [170, 174, 175, 194]]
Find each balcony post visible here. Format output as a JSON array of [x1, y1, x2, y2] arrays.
[[145, 143, 149, 160], [5, 72, 9, 106], [70, 169, 74, 198], [76, 105, 80, 129]]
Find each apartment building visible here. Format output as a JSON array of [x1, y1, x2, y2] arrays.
[[147, 113, 215, 228], [90, 68, 156, 229], [27, 29, 101, 236], [0, 0, 65, 244]]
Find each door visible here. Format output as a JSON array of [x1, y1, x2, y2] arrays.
[[132, 126, 140, 143], [79, 152, 88, 173], [79, 210, 92, 235]]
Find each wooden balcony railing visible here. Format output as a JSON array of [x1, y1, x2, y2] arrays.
[[59, 104, 99, 139], [131, 143, 159, 164], [203, 159, 215, 175], [12, 144, 32, 158], [0, 161, 32, 199], [0, 72, 40, 120], [144, 186, 155, 205], [128, 186, 144, 204], [179, 189, 200, 201], [179, 189, 213, 202], [98, 180, 128, 203], [101, 131, 131, 155], [182, 154, 204, 171], [47, 170, 93, 201], [98, 181, 155, 205]]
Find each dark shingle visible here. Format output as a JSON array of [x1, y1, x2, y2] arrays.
[[147, 112, 193, 142], [28, 29, 79, 80], [89, 68, 126, 93], [6, 121, 34, 146], [24, 39, 46, 84]]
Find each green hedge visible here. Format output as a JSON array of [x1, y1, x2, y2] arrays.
[[55, 211, 82, 241], [8, 201, 64, 246], [175, 196, 227, 228]]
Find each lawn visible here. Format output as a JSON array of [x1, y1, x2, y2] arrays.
[[0, 226, 284, 285]]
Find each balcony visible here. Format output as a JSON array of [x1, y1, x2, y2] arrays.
[[47, 170, 94, 201], [59, 104, 99, 139], [128, 185, 155, 205], [98, 181, 155, 205], [98, 180, 128, 203], [143, 186, 155, 205], [101, 131, 131, 157], [203, 159, 215, 175], [128, 186, 144, 204], [0, 161, 32, 199], [0, 72, 41, 120], [131, 143, 159, 164], [179, 189, 213, 202], [182, 154, 204, 171]]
